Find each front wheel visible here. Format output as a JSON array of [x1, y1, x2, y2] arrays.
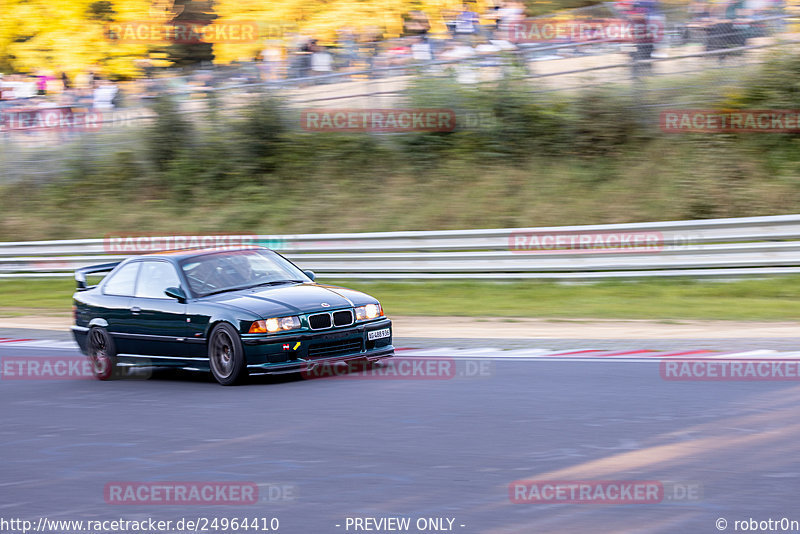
[[208, 323, 249, 386], [87, 327, 118, 380]]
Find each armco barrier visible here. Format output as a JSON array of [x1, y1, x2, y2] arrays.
[[2, 214, 800, 280]]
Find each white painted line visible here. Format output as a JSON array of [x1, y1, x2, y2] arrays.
[[0, 339, 79, 350], [8, 340, 70, 348], [707, 350, 780, 359], [494, 348, 563, 357], [397, 348, 462, 357]]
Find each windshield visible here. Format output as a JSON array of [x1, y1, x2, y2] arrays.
[[180, 249, 309, 297]]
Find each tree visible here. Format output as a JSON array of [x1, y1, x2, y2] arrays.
[[0, 0, 151, 78]]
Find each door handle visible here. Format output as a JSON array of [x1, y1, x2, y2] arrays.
[[131, 306, 141, 314]]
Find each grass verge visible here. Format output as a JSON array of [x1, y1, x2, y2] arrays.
[[2, 277, 800, 321]]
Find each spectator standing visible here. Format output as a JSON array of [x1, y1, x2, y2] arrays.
[[291, 36, 314, 79], [405, 10, 431, 40], [440, 41, 478, 83], [261, 40, 283, 81], [359, 28, 382, 76], [455, 3, 480, 41], [688, 0, 711, 19], [301, 38, 319, 78], [93, 79, 118, 110], [411, 36, 434, 62], [310, 43, 334, 81], [337, 27, 359, 69], [495, 1, 525, 41], [724, 0, 747, 19], [630, 8, 655, 77], [36, 72, 49, 96]]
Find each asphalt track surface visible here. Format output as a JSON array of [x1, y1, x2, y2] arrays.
[[2, 328, 800, 534]]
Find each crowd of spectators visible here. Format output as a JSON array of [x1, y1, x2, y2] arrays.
[[254, 0, 783, 82], [265, 1, 529, 82], [0, 0, 789, 122], [0, 1, 531, 119], [0, 70, 120, 117]]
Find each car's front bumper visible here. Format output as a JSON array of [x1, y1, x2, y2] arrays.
[[71, 325, 89, 355], [241, 318, 393, 374], [247, 347, 394, 375]]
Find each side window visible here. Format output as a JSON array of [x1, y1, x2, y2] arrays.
[[103, 262, 140, 296], [136, 261, 182, 299]]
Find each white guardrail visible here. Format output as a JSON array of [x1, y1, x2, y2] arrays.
[[2, 214, 800, 280]]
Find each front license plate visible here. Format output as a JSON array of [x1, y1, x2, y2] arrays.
[[367, 328, 390, 341]]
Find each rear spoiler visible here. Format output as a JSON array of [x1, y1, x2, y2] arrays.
[[75, 261, 121, 290]]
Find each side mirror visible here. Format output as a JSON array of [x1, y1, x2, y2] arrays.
[[76, 274, 88, 290], [303, 270, 316, 281], [164, 286, 187, 302]]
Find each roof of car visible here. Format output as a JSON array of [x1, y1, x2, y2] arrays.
[[145, 246, 266, 259]]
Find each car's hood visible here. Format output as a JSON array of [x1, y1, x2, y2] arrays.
[[201, 282, 377, 318]]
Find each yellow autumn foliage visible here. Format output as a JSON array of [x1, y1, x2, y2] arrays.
[[0, 0, 492, 76], [0, 0, 156, 77]]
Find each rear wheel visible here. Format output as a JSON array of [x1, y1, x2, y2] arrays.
[[87, 327, 118, 380], [209, 323, 249, 386]]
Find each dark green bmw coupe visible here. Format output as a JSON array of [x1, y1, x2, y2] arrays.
[[71, 247, 393, 385]]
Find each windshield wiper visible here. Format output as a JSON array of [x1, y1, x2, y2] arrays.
[[200, 280, 304, 297], [246, 279, 304, 289], [201, 285, 253, 297]]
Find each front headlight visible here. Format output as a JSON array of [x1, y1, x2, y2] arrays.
[[355, 303, 383, 321], [249, 316, 301, 334]]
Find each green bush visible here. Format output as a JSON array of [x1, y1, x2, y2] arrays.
[[146, 95, 194, 172], [2, 52, 800, 240]]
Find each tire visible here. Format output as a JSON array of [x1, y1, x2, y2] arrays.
[[208, 323, 249, 386], [87, 327, 118, 381]]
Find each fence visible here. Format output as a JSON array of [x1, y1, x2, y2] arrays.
[[2, 214, 800, 280]]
